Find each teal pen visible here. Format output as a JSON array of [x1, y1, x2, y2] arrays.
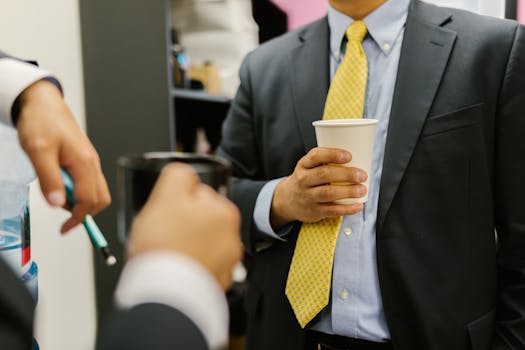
[[61, 169, 117, 266]]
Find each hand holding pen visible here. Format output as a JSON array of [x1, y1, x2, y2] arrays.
[[61, 170, 116, 266], [16, 80, 111, 232], [13, 78, 113, 263]]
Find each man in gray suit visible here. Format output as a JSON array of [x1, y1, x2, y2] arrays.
[[218, 0, 525, 349]]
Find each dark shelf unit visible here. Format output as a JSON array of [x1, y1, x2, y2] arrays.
[[173, 88, 231, 152], [172, 88, 231, 103], [79, 0, 175, 331]]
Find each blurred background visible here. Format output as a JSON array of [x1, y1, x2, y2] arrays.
[[0, 0, 520, 349]]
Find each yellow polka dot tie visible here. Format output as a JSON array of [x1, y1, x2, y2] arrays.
[[285, 20, 368, 328]]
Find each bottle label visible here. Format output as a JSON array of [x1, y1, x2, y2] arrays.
[[21, 204, 31, 266]]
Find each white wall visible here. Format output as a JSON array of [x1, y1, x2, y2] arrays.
[[424, 0, 506, 17], [0, 0, 97, 349]]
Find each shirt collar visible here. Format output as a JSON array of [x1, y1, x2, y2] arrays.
[[328, 0, 410, 56]]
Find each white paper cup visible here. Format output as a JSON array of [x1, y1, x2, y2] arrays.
[[312, 119, 378, 204]]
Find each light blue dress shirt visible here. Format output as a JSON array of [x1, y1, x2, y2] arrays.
[[253, 0, 410, 342]]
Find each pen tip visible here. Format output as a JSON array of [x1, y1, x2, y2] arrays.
[[101, 247, 117, 266], [106, 255, 117, 266]]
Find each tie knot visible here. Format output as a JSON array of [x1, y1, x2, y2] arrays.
[[346, 20, 368, 43]]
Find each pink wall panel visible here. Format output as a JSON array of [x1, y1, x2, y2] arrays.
[[271, 0, 328, 30], [519, 0, 525, 23]]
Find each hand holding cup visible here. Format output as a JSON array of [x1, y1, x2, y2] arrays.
[[270, 147, 368, 229]]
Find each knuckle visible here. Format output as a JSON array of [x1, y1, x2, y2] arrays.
[[300, 194, 313, 208], [222, 200, 241, 224], [162, 162, 195, 179], [349, 184, 366, 198], [85, 202, 97, 215], [100, 192, 112, 208], [230, 204, 241, 224], [295, 172, 307, 186], [78, 150, 97, 165], [199, 184, 215, 196], [161, 162, 179, 174], [72, 210, 88, 222], [85, 196, 99, 212], [318, 187, 332, 201], [325, 207, 340, 217], [302, 190, 314, 202], [349, 168, 367, 183], [92, 152, 102, 166], [316, 167, 330, 183], [23, 137, 51, 154], [163, 162, 187, 174], [308, 148, 320, 163]]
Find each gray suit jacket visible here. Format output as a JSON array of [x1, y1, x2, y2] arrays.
[[218, 1, 525, 349]]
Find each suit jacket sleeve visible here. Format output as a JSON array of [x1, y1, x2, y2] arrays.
[[96, 303, 209, 350], [0, 259, 35, 350], [493, 24, 525, 349], [218, 53, 268, 254]]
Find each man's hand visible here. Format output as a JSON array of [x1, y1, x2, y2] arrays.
[[128, 163, 243, 290], [16, 79, 111, 233], [271, 147, 368, 228]]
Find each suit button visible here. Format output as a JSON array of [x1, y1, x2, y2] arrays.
[[339, 290, 349, 300], [344, 227, 352, 235]]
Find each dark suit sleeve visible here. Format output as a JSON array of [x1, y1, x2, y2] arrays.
[[96, 303, 209, 350], [218, 54, 268, 254], [0, 259, 35, 350], [493, 24, 525, 349]]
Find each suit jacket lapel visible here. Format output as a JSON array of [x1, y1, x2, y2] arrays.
[[290, 18, 330, 153], [377, 0, 457, 230]]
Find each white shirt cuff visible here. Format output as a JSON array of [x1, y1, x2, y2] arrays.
[[253, 177, 291, 241], [115, 252, 229, 350], [0, 58, 52, 127]]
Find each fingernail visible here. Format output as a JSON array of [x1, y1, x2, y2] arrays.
[[339, 152, 350, 162], [47, 191, 66, 207], [358, 171, 367, 182]]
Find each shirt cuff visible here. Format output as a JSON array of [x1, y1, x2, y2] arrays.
[[253, 177, 294, 241], [115, 252, 229, 350], [0, 58, 53, 127]]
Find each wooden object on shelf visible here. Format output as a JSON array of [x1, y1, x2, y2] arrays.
[[189, 62, 222, 94]]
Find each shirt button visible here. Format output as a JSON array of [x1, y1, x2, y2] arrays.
[[340, 290, 349, 300], [383, 43, 391, 52], [344, 227, 352, 235]]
